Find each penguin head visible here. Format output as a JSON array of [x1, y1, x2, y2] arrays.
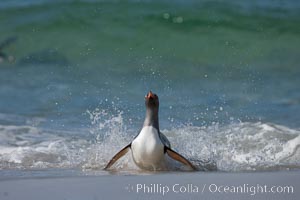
[[145, 91, 159, 109]]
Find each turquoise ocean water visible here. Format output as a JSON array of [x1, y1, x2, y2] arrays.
[[0, 0, 300, 176]]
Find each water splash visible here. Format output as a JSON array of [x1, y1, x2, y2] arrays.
[[0, 111, 299, 172], [169, 122, 300, 171], [83, 108, 134, 170]]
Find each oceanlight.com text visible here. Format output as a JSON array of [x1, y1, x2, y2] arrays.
[[127, 183, 294, 196], [207, 183, 294, 196]]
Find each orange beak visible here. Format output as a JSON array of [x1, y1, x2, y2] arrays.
[[146, 91, 155, 99]]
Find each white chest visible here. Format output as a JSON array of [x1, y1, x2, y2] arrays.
[[131, 126, 166, 170]]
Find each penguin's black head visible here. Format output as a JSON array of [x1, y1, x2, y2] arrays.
[[145, 91, 159, 109]]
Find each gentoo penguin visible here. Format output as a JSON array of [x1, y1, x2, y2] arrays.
[[0, 36, 17, 63], [104, 91, 196, 171]]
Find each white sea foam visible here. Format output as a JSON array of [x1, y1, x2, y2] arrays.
[[0, 112, 299, 172]]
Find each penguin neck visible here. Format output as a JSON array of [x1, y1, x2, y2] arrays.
[[143, 108, 159, 131]]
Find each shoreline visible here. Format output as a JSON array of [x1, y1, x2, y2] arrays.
[[0, 170, 299, 200]]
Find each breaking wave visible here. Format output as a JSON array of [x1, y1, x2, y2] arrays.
[[0, 110, 299, 172]]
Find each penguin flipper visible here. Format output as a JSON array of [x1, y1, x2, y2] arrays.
[[159, 132, 171, 148], [165, 146, 197, 171], [104, 143, 131, 170]]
